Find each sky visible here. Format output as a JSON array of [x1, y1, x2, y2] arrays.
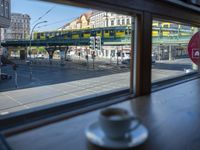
[[11, 0, 90, 31]]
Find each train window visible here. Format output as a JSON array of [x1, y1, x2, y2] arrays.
[[80, 32, 83, 37], [37, 34, 40, 39], [91, 31, 96, 36], [163, 24, 168, 28], [46, 33, 49, 38], [170, 23, 178, 29], [152, 19, 199, 83], [67, 32, 71, 37], [110, 30, 115, 36], [181, 25, 191, 30]]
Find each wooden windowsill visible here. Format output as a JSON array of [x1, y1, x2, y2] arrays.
[[2, 78, 200, 150]]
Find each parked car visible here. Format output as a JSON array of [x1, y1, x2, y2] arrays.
[[36, 54, 44, 59], [65, 54, 72, 61], [122, 56, 156, 65], [122, 59, 131, 65], [152, 53, 156, 64]]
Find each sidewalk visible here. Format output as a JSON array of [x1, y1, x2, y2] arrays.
[[0, 72, 129, 115]]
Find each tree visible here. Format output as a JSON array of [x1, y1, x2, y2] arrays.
[[37, 47, 46, 54]]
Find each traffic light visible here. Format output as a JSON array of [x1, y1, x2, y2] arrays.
[[89, 37, 95, 50], [95, 36, 101, 51]]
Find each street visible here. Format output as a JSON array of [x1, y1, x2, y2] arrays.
[[0, 58, 196, 115]]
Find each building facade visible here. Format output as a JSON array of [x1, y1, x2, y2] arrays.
[[89, 11, 132, 59], [0, 0, 10, 28], [0, 28, 5, 41], [89, 11, 132, 28], [3, 13, 30, 40], [60, 11, 93, 30], [0, 0, 10, 46]]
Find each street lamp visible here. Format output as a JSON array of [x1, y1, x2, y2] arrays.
[[28, 20, 47, 59]]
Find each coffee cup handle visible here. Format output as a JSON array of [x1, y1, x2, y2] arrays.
[[129, 116, 141, 131]]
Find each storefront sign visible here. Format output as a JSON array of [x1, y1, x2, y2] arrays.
[[188, 31, 200, 66]]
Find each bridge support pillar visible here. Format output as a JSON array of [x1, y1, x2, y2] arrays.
[[20, 50, 26, 60], [169, 45, 172, 61], [64, 46, 69, 61], [158, 45, 161, 61], [48, 51, 54, 59]]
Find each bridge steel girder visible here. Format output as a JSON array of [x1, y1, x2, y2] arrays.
[[1, 39, 91, 47], [1, 36, 191, 47], [1, 37, 132, 47]]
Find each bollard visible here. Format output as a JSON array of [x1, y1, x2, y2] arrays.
[[14, 70, 18, 88], [13, 65, 18, 88], [26, 60, 32, 80]]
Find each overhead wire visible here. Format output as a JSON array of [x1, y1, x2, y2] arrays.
[[32, 6, 56, 24], [35, 16, 78, 30]]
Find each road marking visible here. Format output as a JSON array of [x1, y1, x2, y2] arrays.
[[1, 93, 30, 109]]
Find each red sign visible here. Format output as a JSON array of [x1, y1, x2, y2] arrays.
[[188, 31, 200, 66]]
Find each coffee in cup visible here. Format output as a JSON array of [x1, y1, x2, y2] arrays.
[[99, 107, 140, 139]]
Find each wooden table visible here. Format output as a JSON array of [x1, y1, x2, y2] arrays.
[[4, 78, 200, 150]]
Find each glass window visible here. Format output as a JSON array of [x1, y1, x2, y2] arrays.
[[0, 1, 135, 116], [163, 24, 168, 28], [0, 0, 4, 17], [5, 1, 9, 18], [111, 20, 114, 26], [122, 19, 125, 25], [117, 19, 120, 25], [170, 23, 178, 29], [127, 18, 130, 25], [152, 19, 199, 83], [181, 25, 191, 30]]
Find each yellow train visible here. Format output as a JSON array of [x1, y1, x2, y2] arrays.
[[152, 21, 193, 37], [34, 23, 193, 40], [34, 26, 132, 40]]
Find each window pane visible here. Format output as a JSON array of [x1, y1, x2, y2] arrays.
[[152, 20, 199, 82], [0, 0, 4, 17], [0, 2, 134, 115]]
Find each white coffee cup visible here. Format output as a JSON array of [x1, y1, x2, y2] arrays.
[[99, 107, 140, 139]]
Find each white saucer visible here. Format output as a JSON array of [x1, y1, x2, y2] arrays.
[[85, 121, 148, 149]]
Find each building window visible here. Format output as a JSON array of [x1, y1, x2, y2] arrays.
[[117, 19, 120, 25], [111, 20, 114, 26], [122, 19, 125, 25], [0, 0, 4, 17], [127, 18, 130, 25]]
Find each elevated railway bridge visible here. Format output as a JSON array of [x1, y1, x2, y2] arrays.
[[0, 26, 193, 59]]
